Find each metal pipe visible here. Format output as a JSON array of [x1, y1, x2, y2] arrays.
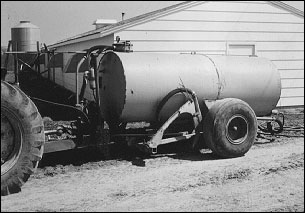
[[47, 52, 50, 80], [92, 54, 101, 109], [5, 51, 87, 54], [4, 41, 12, 70], [75, 56, 87, 105], [79, 71, 89, 103], [13, 41, 19, 86], [112, 131, 189, 137], [36, 41, 41, 75], [53, 50, 55, 82], [44, 130, 58, 135], [257, 117, 277, 121]]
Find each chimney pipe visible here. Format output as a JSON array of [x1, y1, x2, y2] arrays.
[[122, 13, 125, 21], [93, 19, 117, 29]]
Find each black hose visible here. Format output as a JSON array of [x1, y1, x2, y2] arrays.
[[257, 131, 303, 138], [155, 88, 196, 122], [85, 45, 113, 57], [277, 112, 285, 127], [258, 119, 284, 134]]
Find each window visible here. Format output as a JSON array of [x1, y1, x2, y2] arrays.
[[226, 43, 257, 57]]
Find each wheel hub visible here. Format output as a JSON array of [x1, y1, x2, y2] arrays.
[[226, 115, 249, 145], [1, 112, 22, 175], [1, 114, 15, 165]]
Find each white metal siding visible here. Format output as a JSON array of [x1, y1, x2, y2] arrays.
[[114, 1, 304, 107]]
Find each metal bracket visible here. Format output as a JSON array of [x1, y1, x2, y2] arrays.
[[145, 89, 202, 154]]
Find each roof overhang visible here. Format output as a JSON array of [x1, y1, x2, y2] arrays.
[[269, 1, 304, 18], [48, 1, 203, 48]]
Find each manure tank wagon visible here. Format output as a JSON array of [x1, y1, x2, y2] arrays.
[[1, 42, 283, 196]]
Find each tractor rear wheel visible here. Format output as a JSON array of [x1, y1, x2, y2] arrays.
[[1, 81, 45, 196]]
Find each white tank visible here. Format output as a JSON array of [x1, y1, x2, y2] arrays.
[[98, 51, 281, 126]]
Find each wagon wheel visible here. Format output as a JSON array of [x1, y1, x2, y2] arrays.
[[203, 98, 257, 158]]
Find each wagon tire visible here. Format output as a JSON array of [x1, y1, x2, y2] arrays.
[[203, 98, 257, 158], [1, 81, 45, 196]]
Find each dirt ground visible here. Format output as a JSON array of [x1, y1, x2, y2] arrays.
[[1, 109, 304, 212]]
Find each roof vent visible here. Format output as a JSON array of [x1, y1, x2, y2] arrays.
[[93, 19, 117, 29]]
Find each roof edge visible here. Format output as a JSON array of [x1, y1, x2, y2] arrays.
[[49, 1, 304, 48], [269, 1, 304, 18], [48, 1, 201, 48], [98, 1, 204, 38]]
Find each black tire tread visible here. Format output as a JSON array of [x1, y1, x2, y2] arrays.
[[203, 98, 257, 158], [1, 81, 45, 196]]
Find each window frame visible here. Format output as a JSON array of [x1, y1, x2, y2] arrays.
[[226, 42, 258, 57]]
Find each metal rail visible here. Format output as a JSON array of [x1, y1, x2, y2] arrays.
[[5, 51, 87, 54]]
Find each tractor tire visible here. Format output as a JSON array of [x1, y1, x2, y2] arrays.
[[203, 98, 257, 158], [1, 81, 45, 196]]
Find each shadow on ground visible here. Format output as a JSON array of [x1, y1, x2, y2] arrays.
[[38, 140, 221, 168]]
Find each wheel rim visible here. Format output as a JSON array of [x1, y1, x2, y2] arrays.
[[1, 110, 23, 175], [226, 115, 249, 145]]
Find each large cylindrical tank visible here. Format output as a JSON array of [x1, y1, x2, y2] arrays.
[[98, 52, 281, 126], [11, 21, 40, 52]]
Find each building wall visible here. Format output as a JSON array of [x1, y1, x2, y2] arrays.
[[114, 1, 304, 107]]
